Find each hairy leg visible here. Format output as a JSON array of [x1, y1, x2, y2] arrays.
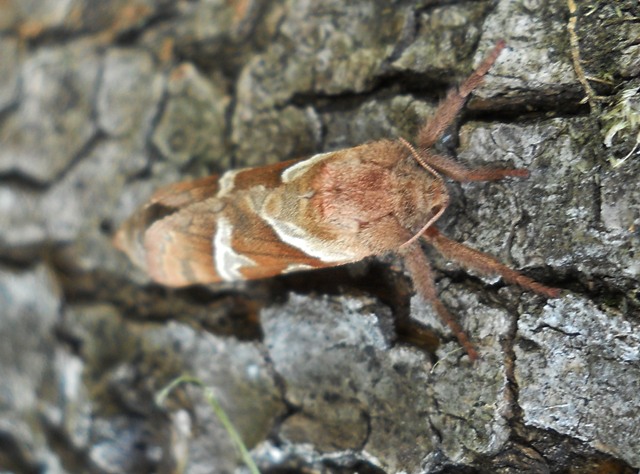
[[422, 227, 560, 298], [412, 40, 529, 182], [418, 40, 505, 149], [402, 243, 479, 361], [420, 150, 529, 182], [401, 41, 558, 361]]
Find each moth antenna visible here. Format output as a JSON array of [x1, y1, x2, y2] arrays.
[[398, 137, 449, 249]]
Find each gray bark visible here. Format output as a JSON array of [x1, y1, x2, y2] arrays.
[[0, 0, 638, 473]]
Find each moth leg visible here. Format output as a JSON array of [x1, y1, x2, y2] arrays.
[[401, 243, 479, 361], [418, 149, 529, 182], [418, 40, 505, 149], [422, 227, 560, 298]]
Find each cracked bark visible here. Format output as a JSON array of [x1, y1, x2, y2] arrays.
[[0, 1, 638, 473]]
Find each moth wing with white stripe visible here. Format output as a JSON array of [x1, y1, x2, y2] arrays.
[[114, 155, 372, 287]]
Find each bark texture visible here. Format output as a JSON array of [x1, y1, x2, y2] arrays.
[[0, 1, 638, 473]]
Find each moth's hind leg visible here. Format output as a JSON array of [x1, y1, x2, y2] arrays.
[[422, 227, 560, 298]]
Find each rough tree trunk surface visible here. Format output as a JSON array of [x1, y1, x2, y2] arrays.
[[0, 1, 638, 473]]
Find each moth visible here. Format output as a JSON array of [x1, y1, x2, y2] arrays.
[[114, 41, 559, 361]]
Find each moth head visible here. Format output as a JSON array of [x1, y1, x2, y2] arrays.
[[396, 138, 450, 246]]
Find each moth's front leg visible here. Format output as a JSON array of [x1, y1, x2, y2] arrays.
[[422, 228, 560, 298], [401, 243, 479, 361], [416, 149, 529, 182], [417, 40, 506, 150]]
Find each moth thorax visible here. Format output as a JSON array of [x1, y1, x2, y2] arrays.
[[313, 161, 397, 230]]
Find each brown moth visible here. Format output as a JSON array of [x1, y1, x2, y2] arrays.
[[114, 41, 559, 361]]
